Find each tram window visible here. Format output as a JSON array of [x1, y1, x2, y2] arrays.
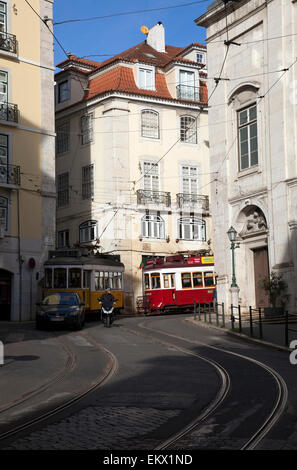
[[104, 271, 110, 289], [204, 272, 215, 287], [193, 272, 203, 288], [151, 274, 161, 289], [113, 272, 122, 289], [45, 268, 52, 288], [144, 274, 150, 290], [83, 270, 91, 288], [95, 271, 103, 290], [181, 273, 192, 289], [171, 274, 175, 288], [163, 274, 170, 288], [69, 268, 82, 288], [54, 268, 66, 288]]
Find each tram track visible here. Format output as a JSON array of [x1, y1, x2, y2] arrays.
[[128, 316, 288, 450], [0, 335, 76, 416], [0, 331, 118, 445]]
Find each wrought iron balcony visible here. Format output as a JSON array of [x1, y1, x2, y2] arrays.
[[0, 32, 17, 55], [176, 84, 200, 102], [0, 164, 20, 186], [137, 189, 171, 207], [0, 101, 18, 123], [176, 193, 209, 211]]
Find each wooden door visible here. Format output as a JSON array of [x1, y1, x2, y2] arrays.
[[253, 247, 269, 308]]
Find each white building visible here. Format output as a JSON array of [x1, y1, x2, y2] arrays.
[[55, 23, 211, 313], [196, 0, 297, 311]]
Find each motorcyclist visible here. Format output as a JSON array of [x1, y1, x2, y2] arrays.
[[98, 288, 117, 321]]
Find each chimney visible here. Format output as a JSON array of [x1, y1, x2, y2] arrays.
[[147, 22, 165, 53]]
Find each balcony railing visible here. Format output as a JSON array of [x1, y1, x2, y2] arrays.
[[137, 190, 171, 207], [176, 193, 209, 211], [176, 84, 201, 102], [0, 102, 18, 123], [0, 32, 17, 55], [0, 164, 20, 186]]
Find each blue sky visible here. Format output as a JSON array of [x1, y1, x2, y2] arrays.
[[53, 0, 213, 67]]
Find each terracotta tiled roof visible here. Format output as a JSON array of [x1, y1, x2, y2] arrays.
[[57, 55, 101, 70], [84, 66, 172, 101]]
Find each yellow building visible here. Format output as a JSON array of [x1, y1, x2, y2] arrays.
[[0, 0, 55, 321]]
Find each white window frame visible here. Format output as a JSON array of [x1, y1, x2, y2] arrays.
[[196, 52, 205, 64], [181, 165, 199, 194], [0, 2, 7, 34], [58, 80, 70, 103], [79, 220, 98, 243], [142, 161, 160, 192], [238, 103, 258, 171], [137, 64, 155, 91], [178, 216, 206, 241], [141, 213, 165, 239], [180, 115, 197, 144], [141, 109, 159, 139]]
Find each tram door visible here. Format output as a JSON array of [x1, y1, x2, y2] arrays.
[[0, 269, 11, 320], [163, 273, 176, 305]]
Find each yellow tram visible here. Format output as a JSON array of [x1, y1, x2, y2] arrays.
[[43, 249, 125, 315]]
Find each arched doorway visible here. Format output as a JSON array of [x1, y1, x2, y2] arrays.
[[0, 269, 12, 320], [237, 205, 270, 308]]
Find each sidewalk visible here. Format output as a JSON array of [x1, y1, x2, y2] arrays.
[[191, 308, 297, 352]]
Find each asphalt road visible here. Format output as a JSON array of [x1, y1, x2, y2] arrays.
[[0, 314, 296, 451]]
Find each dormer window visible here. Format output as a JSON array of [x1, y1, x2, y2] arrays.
[[138, 65, 155, 90], [196, 52, 205, 64]]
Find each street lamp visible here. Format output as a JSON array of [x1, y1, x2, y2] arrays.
[[227, 226, 240, 288]]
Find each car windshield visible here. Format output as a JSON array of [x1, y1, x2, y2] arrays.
[[41, 293, 79, 306]]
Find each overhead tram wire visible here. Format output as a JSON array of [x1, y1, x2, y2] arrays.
[[53, 0, 213, 25]]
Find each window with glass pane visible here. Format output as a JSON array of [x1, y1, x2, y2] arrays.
[[141, 214, 165, 239], [0, 2, 7, 34], [182, 165, 198, 194], [54, 268, 67, 288], [238, 104, 258, 170], [81, 113, 93, 145], [0, 70, 7, 102], [204, 272, 215, 287], [181, 273, 192, 288], [143, 162, 159, 191], [58, 80, 69, 103], [45, 268, 52, 288], [151, 274, 161, 289], [82, 164, 94, 199], [179, 217, 206, 241], [179, 70, 195, 100], [69, 268, 81, 288], [79, 220, 97, 243], [57, 172, 69, 207], [57, 229, 69, 248], [196, 53, 205, 64], [141, 110, 159, 139], [56, 122, 70, 154], [180, 116, 197, 143], [139, 67, 154, 90], [144, 274, 150, 290], [83, 270, 91, 288], [193, 272, 203, 288], [0, 133, 7, 167], [0, 196, 7, 229]]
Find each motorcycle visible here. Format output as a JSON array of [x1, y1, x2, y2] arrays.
[[101, 299, 118, 328]]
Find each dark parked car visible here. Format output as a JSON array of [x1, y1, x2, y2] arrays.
[[36, 292, 85, 330]]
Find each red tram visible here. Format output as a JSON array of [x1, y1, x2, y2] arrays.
[[142, 254, 216, 314]]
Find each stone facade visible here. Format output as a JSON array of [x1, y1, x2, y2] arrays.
[[196, 0, 297, 311]]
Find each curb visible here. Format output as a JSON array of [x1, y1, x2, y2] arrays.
[[186, 316, 292, 353]]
